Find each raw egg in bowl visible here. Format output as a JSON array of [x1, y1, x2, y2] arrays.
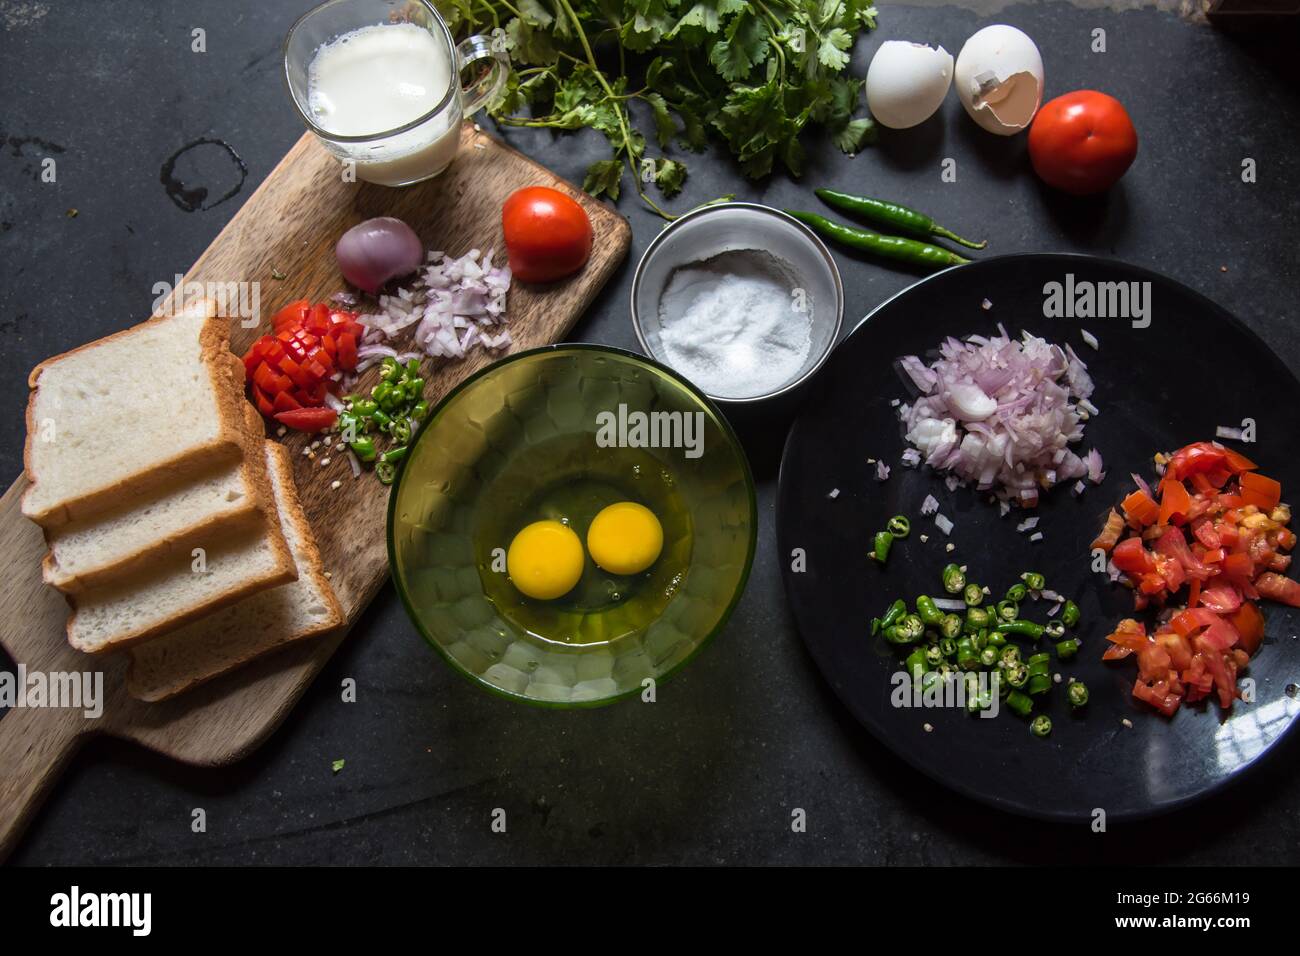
[[387, 345, 757, 707]]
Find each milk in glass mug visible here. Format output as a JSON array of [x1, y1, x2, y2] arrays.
[[284, 0, 508, 186]]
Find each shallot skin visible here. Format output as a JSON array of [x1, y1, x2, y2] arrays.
[[336, 216, 424, 294]]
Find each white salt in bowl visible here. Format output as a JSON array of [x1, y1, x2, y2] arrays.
[[630, 203, 844, 404]]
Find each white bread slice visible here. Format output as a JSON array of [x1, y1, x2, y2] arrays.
[[127, 442, 345, 702], [64, 471, 297, 655], [23, 298, 250, 528], [42, 405, 275, 594]]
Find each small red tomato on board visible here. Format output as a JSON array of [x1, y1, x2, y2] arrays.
[[502, 186, 593, 283], [1028, 90, 1138, 195]]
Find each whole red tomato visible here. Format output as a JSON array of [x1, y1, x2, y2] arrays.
[[1028, 91, 1138, 195], [502, 186, 593, 283]]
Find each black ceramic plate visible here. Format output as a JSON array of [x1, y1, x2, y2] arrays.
[[777, 254, 1300, 822]]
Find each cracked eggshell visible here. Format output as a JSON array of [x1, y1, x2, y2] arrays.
[[954, 25, 1044, 136], [864, 41, 954, 130]]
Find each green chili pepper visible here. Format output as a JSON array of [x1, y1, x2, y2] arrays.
[[986, 629, 1006, 648], [1044, 619, 1066, 640], [411, 400, 429, 422], [963, 582, 984, 607], [1004, 662, 1029, 689], [938, 636, 958, 658], [1062, 600, 1081, 628], [942, 563, 966, 594], [371, 409, 392, 428], [956, 636, 980, 670], [964, 607, 990, 632], [905, 648, 927, 681], [1021, 571, 1046, 591], [405, 358, 421, 377], [351, 398, 379, 418], [389, 418, 412, 445], [924, 644, 945, 667], [1068, 681, 1090, 708], [999, 645, 1021, 667], [381, 445, 408, 465], [884, 623, 919, 645], [349, 437, 377, 463], [978, 646, 999, 668], [886, 515, 911, 538], [404, 377, 426, 400], [1026, 675, 1053, 695], [1006, 690, 1033, 717], [379, 357, 400, 380], [1000, 619, 1045, 640], [786, 211, 972, 269], [915, 595, 944, 626], [1030, 715, 1053, 738], [872, 530, 894, 563], [879, 599, 906, 632], [940, 613, 963, 640], [996, 599, 1019, 622], [813, 188, 988, 250], [1055, 639, 1079, 660], [1005, 582, 1027, 603], [1025, 652, 1051, 674], [376, 461, 396, 485]]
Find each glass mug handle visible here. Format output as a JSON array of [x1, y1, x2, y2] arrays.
[[457, 35, 509, 118]]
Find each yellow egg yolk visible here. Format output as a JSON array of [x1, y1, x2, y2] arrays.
[[586, 502, 664, 575], [507, 520, 584, 600]]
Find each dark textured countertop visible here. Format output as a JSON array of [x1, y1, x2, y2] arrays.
[[2, 0, 1298, 865]]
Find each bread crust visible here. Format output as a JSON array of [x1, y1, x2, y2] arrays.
[[40, 358, 282, 594], [64, 524, 299, 655], [22, 299, 252, 528], [125, 442, 346, 701]]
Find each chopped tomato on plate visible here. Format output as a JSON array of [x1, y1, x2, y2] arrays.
[[1097, 440, 1295, 717]]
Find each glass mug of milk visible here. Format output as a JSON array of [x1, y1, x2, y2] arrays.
[[284, 0, 508, 186]]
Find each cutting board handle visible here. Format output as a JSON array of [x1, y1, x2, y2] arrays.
[[0, 703, 88, 861]]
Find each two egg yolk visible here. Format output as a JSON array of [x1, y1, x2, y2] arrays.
[[505, 503, 664, 601]]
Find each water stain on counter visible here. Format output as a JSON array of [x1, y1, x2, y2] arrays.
[[159, 138, 248, 213]]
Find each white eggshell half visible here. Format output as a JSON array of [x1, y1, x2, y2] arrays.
[[865, 41, 954, 130], [954, 24, 1044, 136]]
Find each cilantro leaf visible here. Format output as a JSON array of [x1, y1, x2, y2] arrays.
[[654, 158, 688, 196], [817, 27, 853, 71], [708, 11, 769, 81], [584, 158, 624, 199], [644, 92, 677, 147], [833, 115, 877, 153]]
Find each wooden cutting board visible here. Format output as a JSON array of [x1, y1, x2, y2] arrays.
[[0, 124, 630, 860]]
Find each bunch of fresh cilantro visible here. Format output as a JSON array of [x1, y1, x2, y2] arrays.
[[437, 0, 879, 216]]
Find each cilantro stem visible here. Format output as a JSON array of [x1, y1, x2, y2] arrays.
[[553, 0, 674, 219]]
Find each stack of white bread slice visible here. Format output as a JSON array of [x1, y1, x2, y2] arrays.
[[23, 299, 344, 700]]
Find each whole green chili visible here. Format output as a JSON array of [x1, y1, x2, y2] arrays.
[[813, 188, 989, 250]]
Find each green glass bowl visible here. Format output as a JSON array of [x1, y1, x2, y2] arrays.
[[387, 344, 758, 707]]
